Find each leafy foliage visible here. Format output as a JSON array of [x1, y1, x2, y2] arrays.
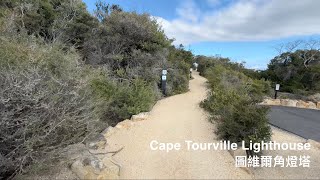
[[199, 59, 271, 156], [0, 1, 193, 178], [262, 50, 320, 94], [91, 78, 156, 123]]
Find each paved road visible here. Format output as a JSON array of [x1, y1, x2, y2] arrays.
[[268, 106, 320, 141]]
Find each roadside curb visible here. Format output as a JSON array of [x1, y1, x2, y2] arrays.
[[260, 98, 320, 111]]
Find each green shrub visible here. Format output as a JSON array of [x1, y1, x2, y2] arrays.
[[91, 77, 156, 124], [216, 101, 271, 156], [200, 62, 271, 156], [166, 62, 190, 96]]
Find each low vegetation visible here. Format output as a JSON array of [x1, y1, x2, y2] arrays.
[[198, 56, 272, 156], [0, 0, 192, 178]]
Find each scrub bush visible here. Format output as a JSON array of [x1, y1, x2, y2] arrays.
[[0, 1, 193, 178], [0, 36, 102, 178], [166, 61, 190, 96], [200, 64, 271, 156], [91, 77, 156, 124]]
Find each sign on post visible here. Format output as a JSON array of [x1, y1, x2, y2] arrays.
[[274, 84, 280, 99], [162, 70, 167, 75], [161, 69, 167, 96]]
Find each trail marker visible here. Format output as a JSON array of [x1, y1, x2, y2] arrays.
[[161, 69, 167, 95], [274, 84, 280, 99]]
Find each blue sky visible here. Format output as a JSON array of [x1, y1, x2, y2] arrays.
[[82, 0, 320, 70]]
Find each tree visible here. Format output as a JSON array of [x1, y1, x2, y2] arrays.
[[262, 40, 320, 94]]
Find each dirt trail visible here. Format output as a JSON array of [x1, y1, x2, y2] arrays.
[[107, 72, 251, 179]]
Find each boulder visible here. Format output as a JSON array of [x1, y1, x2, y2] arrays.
[[86, 134, 107, 150], [71, 156, 120, 180], [306, 101, 317, 109], [296, 100, 308, 108], [131, 112, 149, 121], [317, 102, 320, 109], [71, 156, 104, 179], [280, 99, 298, 107]]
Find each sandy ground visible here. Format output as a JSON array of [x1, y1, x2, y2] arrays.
[[253, 126, 320, 179], [29, 72, 319, 179], [107, 72, 251, 179]]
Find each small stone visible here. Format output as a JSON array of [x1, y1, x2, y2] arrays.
[[131, 112, 149, 121], [115, 119, 134, 129], [71, 156, 120, 180], [115, 124, 123, 129]]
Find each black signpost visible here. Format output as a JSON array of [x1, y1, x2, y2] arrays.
[[161, 69, 167, 96], [274, 84, 280, 99]]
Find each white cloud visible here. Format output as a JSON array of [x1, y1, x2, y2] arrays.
[[156, 0, 320, 45], [176, 0, 200, 22]]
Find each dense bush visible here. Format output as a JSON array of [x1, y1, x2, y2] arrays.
[[165, 46, 193, 95], [0, 1, 194, 178], [91, 77, 157, 123], [0, 35, 104, 178], [200, 63, 271, 156], [166, 69, 189, 96]]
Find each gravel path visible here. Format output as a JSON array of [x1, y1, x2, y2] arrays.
[[107, 72, 251, 179]]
